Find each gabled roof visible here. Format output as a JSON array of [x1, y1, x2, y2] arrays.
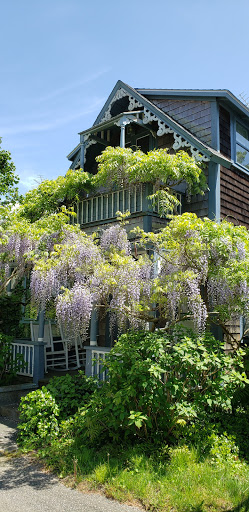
[[68, 80, 249, 169], [91, 80, 231, 167]]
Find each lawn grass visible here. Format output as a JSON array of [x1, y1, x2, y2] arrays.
[[34, 439, 249, 512]]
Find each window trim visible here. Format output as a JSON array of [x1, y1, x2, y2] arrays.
[[235, 121, 249, 170]]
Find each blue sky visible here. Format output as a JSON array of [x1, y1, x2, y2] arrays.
[[1, 0, 249, 194]]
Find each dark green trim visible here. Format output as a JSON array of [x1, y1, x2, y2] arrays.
[[210, 101, 220, 151], [143, 215, 152, 232], [208, 161, 220, 221]]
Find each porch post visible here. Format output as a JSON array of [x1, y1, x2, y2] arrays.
[[90, 307, 98, 346], [208, 161, 220, 221], [38, 310, 45, 342], [33, 341, 45, 385], [32, 310, 45, 384], [120, 122, 126, 148]]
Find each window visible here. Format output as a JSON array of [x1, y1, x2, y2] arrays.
[[236, 122, 249, 170]]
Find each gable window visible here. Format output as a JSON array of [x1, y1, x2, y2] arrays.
[[236, 122, 249, 170]]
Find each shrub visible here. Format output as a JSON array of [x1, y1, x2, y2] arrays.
[[18, 388, 59, 447], [74, 328, 248, 444], [46, 372, 98, 420], [18, 373, 98, 447]]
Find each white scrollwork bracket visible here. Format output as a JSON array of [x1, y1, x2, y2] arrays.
[[173, 134, 209, 162], [100, 88, 143, 122]]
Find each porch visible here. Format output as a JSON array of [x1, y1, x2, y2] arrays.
[[11, 337, 111, 385]]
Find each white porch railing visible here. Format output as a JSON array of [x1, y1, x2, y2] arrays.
[[92, 349, 109, 381], [11, 341, 34, 377], [85, 346, 111, 381]]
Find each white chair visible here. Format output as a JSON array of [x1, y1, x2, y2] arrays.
[[58, 325, 86, 369], [30, 321, 69, 372]]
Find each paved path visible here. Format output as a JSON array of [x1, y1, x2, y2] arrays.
[[0, 418, 142, 512]]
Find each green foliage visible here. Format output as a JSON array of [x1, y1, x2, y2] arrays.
[[18, 168, 91, 222], [18, 388, 60, 447], [0, 284, 25, 337], [94, 147, 207, 214], [72, 329, 247, 444], [0, 138, 19, 204], [0, 332, 24, 385], [18, 373, 98, 446], [19, 434, 249, 512], [216, 409, 249, 460], [208, 433, 241, 469], [136, 212, 249, 339], [46, 372, 98, 419]]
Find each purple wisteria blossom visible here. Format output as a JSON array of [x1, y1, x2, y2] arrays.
[[56, 283, 92, 339], [100, 225, 131, 255]]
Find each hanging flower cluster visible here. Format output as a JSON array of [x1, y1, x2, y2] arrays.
[[146, 213, 249, 336], [28, 222, 153, 338], [56, 283, 92, 340], [108, 260, 152, 333], [0, 232, 34, 288], [100, 225, 131, 255], [30, 229, 101, 310], [184, 277, 208, 331]]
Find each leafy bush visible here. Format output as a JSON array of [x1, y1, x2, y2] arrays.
[[18, 373, 98, 447], [46, 372, 98, 419], [18, 388, 59, 447], [0, 332, 24, 385], [73, 328, 248, 444]]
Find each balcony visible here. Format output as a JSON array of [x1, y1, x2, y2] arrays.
[[72, 185, 181, 227]]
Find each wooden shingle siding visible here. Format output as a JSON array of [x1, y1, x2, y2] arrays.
[[182, 166, 209, 218], [219, 106, 231, 158], [150, 98, 212, 146], [183, 193, 209, 218], [220, 166, 249, 228]]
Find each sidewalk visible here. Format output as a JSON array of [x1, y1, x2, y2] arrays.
[[0, 417, 18, 454], [0, 417, 142, 512]]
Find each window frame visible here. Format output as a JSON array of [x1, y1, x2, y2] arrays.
[[235, 120, 249, 170]]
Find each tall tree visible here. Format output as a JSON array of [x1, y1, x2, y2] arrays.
[[0, 138, 19, 204]]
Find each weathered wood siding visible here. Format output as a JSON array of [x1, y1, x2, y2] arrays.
[[220, 165, 249, 228], [219, 106, 231, 158], [182, 166, 209, 218], [150, 98, 212, 146]]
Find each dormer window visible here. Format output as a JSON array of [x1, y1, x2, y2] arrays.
[[236, 122, 249, 170]]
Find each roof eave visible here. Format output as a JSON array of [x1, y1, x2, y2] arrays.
[[136, 88, 249, 118]]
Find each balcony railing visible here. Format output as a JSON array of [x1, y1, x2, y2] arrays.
[[73, 185, 181, 226]]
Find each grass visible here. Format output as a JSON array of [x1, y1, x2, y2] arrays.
[[30, 439, 249, 512]]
